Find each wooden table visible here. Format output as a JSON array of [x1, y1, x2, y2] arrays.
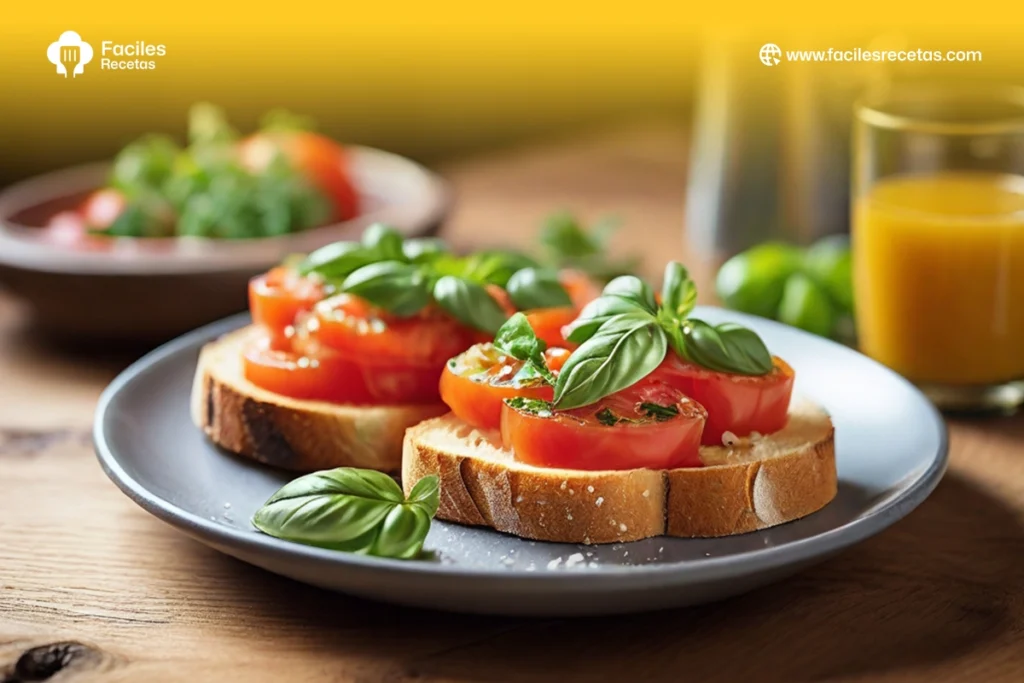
[[2, 123, 1023, 683]]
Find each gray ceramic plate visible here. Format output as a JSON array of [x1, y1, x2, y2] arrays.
[[94, 309, 948, 616]]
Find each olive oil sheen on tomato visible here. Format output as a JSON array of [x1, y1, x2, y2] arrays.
[[854, 172, 1024, 385]]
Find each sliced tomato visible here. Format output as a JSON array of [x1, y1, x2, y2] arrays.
[[248, 267, 324, 349], [525, 307, 578, 348], [501, 381, 706, 471], [243, 334, 441, 405], [311, 294, 487, 367], [440, 343, 569, 430], [80, 188, 127, 229], [653, 354, 795, 446], [239, 132, 359, 221]]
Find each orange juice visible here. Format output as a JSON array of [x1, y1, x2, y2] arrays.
[[854, 172, 1024, 385]]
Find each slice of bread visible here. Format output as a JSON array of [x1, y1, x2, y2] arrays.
[[192, 326, 449, 472], [402, 399, 836, 543]]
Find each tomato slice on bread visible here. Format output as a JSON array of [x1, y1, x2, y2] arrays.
[[243, 334, 442, 405], [652, 355, 795, 446], [440, 343, 569, 430], [311, 294, 487, 367], [249, 267, 325, 349], [500, 382, 706, 471]]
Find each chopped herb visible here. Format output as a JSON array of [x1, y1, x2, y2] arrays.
[[595, 407, 621, 426], [640, 402, 680, 421], [504, 396, 554, 417]]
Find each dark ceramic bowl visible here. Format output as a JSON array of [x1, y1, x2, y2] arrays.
[[0, 148, 450, 341]]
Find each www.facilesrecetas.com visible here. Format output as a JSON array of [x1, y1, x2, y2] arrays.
[[774, 46, 982, 65]]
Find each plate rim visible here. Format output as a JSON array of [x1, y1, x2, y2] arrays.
[[93, 310, 949, 589]]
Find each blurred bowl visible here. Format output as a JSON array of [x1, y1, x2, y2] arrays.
[[0, 147, 450, 341]]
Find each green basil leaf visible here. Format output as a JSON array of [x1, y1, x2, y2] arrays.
[[403, 237, 449, 263], [432, 275, 509, 334], [601, 275, 658, 314], [252, 469, 404, 545], [493, 312, 555, 385], [539, 212, 601, 259], [342, 261, 431, 316], [565, 295, 653, 343], [506, 268, 572, 310], [778, 273, 836, 338], [252, 469, 440, 560], [372, 505, 432, 559], [716, 243, 803, 319], [680, 318, 773, 375], [361, 223, 406, 261], [263, 468, 405, 505], [299, 241, 374, 277], [461, 250, 541, 287], [661, 262, 698, 320], [553, 313, 668, 410], [406, 475, 440, 517]]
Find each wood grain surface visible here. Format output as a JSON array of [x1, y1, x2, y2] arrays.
[[2, 122, 1023, 683]]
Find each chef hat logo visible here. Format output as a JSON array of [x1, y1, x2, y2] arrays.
[[47, 31, 94, 77]]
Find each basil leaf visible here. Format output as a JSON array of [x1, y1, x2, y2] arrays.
[[601, 276, 658, 314], [403, 237, 448, 263], [506, 268, 572, 310], [640, 402, 680, 421], [405, 474, 440, 517], [252, 469, 439, 560], [252, 469, 404, 546], [361, 223, 406, 261], [565, 294, 653, 344], [462, 250, 541, 288], [504, 396, 555, 416], [342, 261, 431, 316], [432, 275, 509, 333], [299, 241, 374, 277], [680, 318, 773, 375], [493, 313, 555, 385], [553, 313, 668, 410], [372, 505, 433, 559], [661, 262, 698, 320]]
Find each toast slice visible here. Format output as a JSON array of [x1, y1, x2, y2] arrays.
[[192, 326, 449, 472], [402, 399, 836, 543]]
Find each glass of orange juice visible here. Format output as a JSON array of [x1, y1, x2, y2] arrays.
[[853, 84, 1024, 411]]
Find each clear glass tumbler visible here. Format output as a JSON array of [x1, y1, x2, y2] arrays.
[[853, 84, 1024, 411]]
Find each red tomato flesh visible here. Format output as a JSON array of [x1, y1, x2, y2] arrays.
[[653, 354, 795, 446], [248, 267, 324, 349], [440, 343, 569, 430], [243, 334, 441, 405], [525, 307, 578, 348], [501, 382, 706, 471], [239, 132, 359, 222]]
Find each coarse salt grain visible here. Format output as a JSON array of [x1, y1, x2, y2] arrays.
[[722, 430, 740, 446], [619, 523, 628, 532], [547, 558, 562, 570], [595, 497, 604, 507], [587, 485, 595, 493], [642, 490, 650, 498], [566, 513, 573, 521], [565, 553, 585, 568]]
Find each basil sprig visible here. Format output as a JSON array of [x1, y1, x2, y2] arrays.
[[493, 313, 556, 385], [296, 226, 570, 334], [506, 268, 573, 310], [252, 468, 440, 560], [553, 262, 773, 409]]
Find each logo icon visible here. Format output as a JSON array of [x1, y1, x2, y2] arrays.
[[47, 31, 94, 78], [759, 43, 782, 67]]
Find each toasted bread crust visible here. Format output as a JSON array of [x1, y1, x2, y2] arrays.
[[403, 402, 837, 543], [192, 326, 448, 472]]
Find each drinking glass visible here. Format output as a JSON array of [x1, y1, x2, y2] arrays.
[[853, 84, 1024, 411]]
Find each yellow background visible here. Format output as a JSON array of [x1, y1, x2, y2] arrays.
[[2, 2, 1023, 185]]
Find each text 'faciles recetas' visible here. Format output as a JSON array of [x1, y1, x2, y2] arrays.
[[100, 41, 167, 70]]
